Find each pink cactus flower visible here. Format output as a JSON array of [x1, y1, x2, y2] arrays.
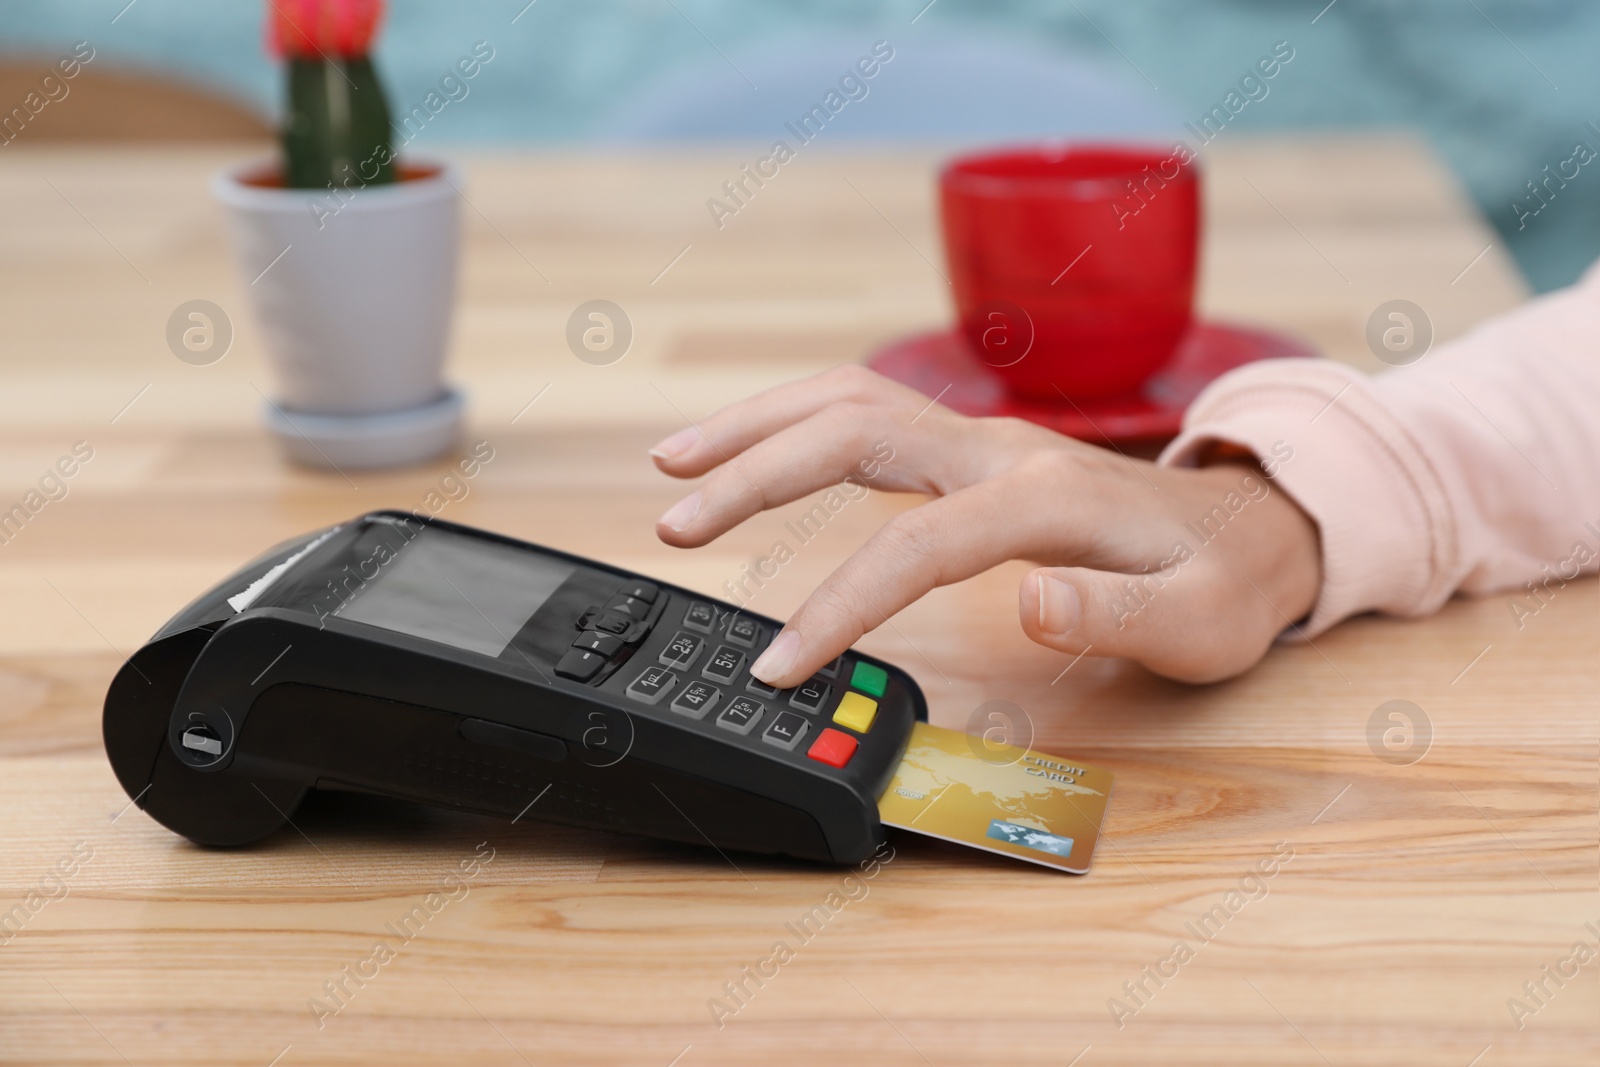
[[268, 0, 385, 59]]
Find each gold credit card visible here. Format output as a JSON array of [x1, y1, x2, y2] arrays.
[[876, 722, 1114, 874]]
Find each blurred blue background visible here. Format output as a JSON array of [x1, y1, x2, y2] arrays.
[[3, 0, 1597, 291]]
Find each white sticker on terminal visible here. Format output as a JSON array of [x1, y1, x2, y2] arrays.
[[226, 528, 340, 613]]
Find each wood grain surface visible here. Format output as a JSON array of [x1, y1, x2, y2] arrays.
[[2, 137, 1596, 1066]]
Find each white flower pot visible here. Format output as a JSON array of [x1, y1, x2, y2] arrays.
[[213, 157, 465, 470]]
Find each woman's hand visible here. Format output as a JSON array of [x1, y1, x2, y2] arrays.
[[649, 365, 1321, 686]]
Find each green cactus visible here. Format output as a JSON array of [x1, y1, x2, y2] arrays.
[[282, 55, 396, 190]]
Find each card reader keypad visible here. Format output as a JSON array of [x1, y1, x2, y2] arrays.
[[605, 590, 892, 772]]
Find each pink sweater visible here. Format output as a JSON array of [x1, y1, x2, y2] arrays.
[[1161, 262, 1600, 636]]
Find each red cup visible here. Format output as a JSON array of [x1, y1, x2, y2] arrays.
[[939, 144, 1201, 400]]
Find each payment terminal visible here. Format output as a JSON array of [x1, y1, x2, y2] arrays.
[[102, 512, 925, 864]]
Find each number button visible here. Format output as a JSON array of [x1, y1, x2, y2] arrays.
[[725, 615, 760, 648], [788, 677, 831, 714], [716, 696, 764, 736], [702, 645, 745, 684], [745, 677, 781, 699], [658, 631, 703, 670], [625, 666, 677, 706], [670, 681, 721, 720], [762, 711, 809, 751], [683, 601, 716, 634]]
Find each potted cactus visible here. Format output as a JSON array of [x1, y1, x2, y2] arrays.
[[213, 0, 463, 469]]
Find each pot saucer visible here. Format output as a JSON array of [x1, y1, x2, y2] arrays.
[[866, 321, 1318, 445], [263, 388, 464, 470]]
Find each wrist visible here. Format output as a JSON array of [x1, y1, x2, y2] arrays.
[[1195, 458, 1322, 626]]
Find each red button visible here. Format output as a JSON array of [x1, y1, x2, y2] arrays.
[[806, 728, 859, 768]]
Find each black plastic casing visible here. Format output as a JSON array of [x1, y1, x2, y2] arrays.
[[102, 512, 926, 864]]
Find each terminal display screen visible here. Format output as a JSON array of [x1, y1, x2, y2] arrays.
[[335, 528, 574, 657]]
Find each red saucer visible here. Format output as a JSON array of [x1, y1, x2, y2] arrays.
[[867, 321, 1318, 445]]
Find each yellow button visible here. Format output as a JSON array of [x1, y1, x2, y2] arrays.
[[832, 692, 878, 733]]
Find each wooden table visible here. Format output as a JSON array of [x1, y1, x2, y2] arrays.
[[3, 136, 1595, 1066]]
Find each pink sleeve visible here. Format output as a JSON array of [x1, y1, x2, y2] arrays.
[[1160, 263, 1600, 636]]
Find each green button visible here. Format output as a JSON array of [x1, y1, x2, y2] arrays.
[[850, 661, 888, 698]]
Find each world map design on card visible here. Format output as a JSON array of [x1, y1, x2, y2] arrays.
[[877, 722, 1114, 874]]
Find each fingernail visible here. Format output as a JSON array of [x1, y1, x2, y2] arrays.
[[750, 629, 800, 684], [657, 491, 701, 533], [649, 426, 700, 460], [1037, 574, 1081, 635]]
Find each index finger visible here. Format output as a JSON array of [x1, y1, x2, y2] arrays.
[[649, 364, 934, 478], [747, 478, 1039, 688]]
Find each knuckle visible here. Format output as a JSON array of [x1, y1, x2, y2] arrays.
[[1006, 448, 1082, 489], [877, 510, 940, 564], [982, 415, 1037, 440], [818, 402, 902, 467], [795, 582, 868, 640], [827, 363, 884, 396], [821, 399, 875, 427], [978, 415, 1050, 448], [821, 400, 892, 440]]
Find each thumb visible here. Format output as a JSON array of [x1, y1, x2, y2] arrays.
[[1017, 566, 1267, 684]]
